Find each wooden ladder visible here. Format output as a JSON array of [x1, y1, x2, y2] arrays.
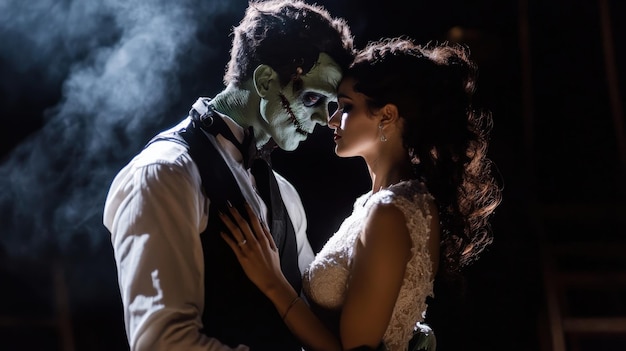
[[539, 203, 626, 351]]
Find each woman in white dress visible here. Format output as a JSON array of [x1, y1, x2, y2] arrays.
[[219, 37, 502, 351]]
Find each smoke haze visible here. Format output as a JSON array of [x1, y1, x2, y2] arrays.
[[0, 0, 241, 258]]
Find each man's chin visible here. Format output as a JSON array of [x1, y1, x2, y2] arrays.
[[276, 137, 304, 151]]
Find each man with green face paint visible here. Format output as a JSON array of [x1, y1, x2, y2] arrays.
[[102, 1, 354, 350]]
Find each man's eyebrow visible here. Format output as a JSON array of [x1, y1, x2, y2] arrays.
[[337, 93, 349, 99]]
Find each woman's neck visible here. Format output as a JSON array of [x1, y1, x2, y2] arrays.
[[369, 161, 414, 194]]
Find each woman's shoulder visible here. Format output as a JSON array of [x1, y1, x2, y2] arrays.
[[367, 180, 437, 237], [372, 179, 433, 208]]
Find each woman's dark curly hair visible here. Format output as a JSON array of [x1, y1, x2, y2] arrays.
[[348, 37, 502, 277], [224, 0, 355, 87]]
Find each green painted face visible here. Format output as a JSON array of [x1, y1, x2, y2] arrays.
[[259, 52, 342, 151]]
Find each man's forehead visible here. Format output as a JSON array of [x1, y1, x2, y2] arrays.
[[303, 52, 343, 91]]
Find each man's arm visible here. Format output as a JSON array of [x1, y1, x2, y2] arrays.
[[103, 145, 248, 351]]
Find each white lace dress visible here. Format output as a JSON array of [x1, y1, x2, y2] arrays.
[[302, 180, 436, 351]]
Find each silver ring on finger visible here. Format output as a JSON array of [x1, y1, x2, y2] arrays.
[[238, 239, 247, 246]]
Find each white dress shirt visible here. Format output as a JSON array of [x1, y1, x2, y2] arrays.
[[103, 115, 315, 351]]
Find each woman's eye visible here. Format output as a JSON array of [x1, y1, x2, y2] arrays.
[[341, 104, 353, 113], [302, 92, 324, 107]]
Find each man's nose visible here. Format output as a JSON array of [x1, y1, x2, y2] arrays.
[[311, 112, 328, 126], [316, 100, 339, 126]]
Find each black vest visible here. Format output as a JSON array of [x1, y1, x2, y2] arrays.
[[147, 118, 302, 350]]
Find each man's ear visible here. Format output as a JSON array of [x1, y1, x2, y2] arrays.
[[253, 65, 279, 98]]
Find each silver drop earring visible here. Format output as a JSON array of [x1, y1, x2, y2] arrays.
[[379, 123, 387, 142]]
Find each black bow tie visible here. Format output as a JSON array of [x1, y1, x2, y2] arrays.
[[234, 125, 279, 169]]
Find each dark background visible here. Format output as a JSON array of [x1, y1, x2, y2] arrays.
[[1, 0, 624, 350]]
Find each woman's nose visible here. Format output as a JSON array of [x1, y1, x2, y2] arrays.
[[328, 110, 341, 129], [327, 109, 341, 127]]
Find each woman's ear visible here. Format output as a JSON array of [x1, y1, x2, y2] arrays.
[[379, 103, 400, 125], [253, 65, 279, 98]]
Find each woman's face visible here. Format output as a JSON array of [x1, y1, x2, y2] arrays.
[[328, 77, 381, 158]]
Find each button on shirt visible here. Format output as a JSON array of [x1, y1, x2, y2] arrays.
[[103, 116, 315, 350]]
